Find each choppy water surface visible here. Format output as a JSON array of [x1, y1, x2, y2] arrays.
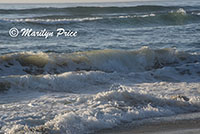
[[0, 1, 200, 134]]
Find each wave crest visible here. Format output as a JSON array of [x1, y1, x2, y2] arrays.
[[0, 47, 199, 76]]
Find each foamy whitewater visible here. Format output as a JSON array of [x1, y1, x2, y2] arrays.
[[0, 1, 200, 134]]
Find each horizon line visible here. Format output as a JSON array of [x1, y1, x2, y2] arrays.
[[0, 0, 156, 4]]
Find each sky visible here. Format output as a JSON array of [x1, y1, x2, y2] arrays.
[[0, 0, 163, 3], [0, 0, 143, 3]]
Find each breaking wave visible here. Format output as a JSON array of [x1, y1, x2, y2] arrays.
[[0, 47, 199, 76], [1, 7, 200, 26], [1, 4, 200, 134], [0, 47, 200, 93]]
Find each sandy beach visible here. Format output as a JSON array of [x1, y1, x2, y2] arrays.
[[97, 113, 200, 134]]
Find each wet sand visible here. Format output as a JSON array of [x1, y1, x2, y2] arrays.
[[97, 113, 200, 134]]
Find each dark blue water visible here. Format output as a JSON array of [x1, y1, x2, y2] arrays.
[[0, 1, 200, 55]]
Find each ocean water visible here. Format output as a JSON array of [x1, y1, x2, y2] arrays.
[[0, 0, 200, 134]]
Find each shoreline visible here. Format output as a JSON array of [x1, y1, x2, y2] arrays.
[[97, 112, 200, 134]]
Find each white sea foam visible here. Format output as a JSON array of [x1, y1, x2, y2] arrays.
[[176, 8, 187, 15], [3, 13, 157, 23], [0, 61, 200, 93], [141, 13, 156, 18], [0, 47, 200, 134], [3, 17, 103, 23], [170, 8, 187, 15], [1, 83, 200, 134]]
